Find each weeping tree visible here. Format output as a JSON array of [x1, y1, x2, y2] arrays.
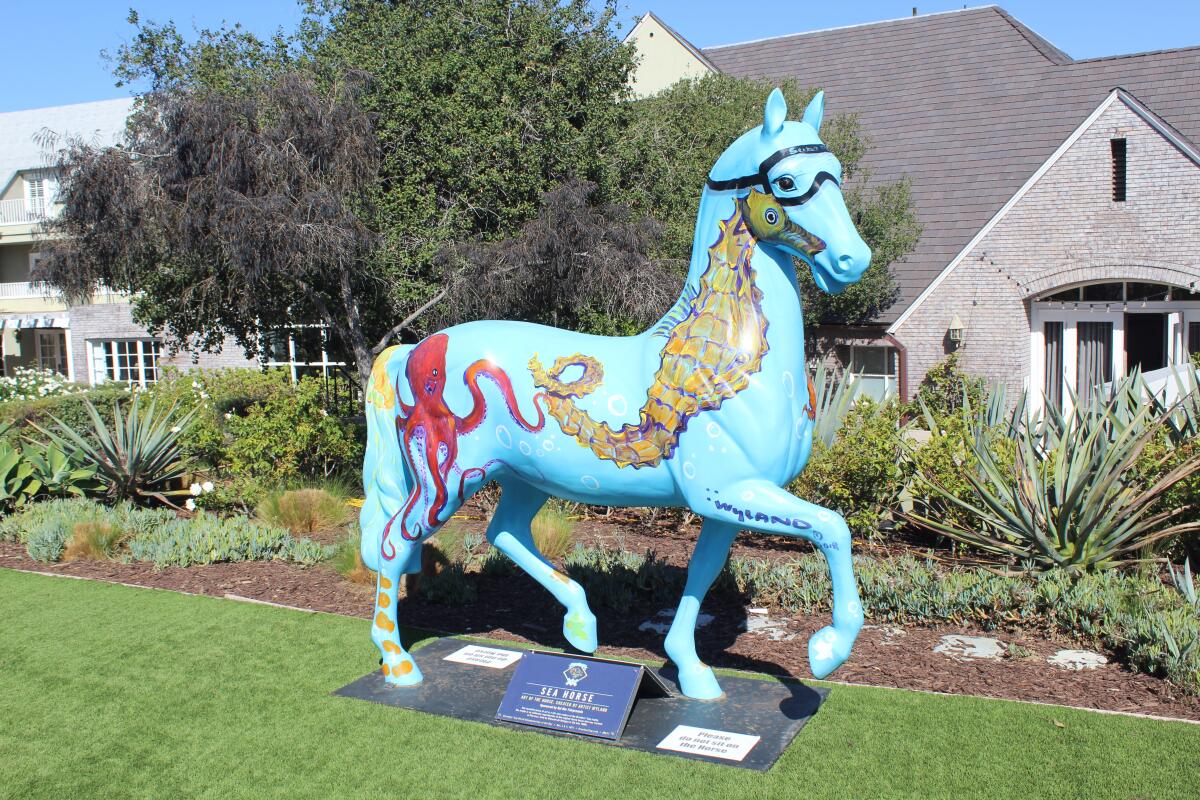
[[37, 72, 400, 387], [436, 179, 678, 335]]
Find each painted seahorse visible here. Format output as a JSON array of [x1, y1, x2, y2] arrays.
[[529, 204, 769, 468]]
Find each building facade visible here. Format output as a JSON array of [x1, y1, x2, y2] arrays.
[[626, 6, 1200, 404], [0, 98, 337, 387]]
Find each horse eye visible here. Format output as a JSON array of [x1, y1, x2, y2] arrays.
[[776, 176, 796, 192]]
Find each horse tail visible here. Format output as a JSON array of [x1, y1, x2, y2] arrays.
[[360, 344, 415, 573]]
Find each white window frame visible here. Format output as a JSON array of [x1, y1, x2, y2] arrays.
[[1029, 294, 1200, 418], [89, 338, 163, 388], [836, 343, 898, 401], [261, 324, 347, 382], [35, 330, 67, 375]]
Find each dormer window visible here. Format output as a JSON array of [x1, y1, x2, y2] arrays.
[[1110, 138, 1127, 202]]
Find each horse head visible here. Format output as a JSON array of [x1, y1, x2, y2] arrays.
[[708, 88, 871, 294]]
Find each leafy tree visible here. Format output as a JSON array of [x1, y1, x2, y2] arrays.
[[41, 1, 636, 387], [606, 74, 921, 328], [436, 179, 675, 333]]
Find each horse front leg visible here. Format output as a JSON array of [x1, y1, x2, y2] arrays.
[[486, 480, 598, 654], [663, 519, 737, 699], [691, 479, 864, 680], [372, 540, 423, 686]]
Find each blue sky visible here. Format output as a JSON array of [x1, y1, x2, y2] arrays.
[[3, 1, 1198, 112]]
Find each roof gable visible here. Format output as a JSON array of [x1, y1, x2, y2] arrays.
[[689, 5, 1200, 323], [0, 97, 133, 198]]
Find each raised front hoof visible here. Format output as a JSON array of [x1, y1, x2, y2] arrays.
[[807, 625, 853, 680], [676, 662, 724, 700], [382, 658, 423, 687], [563, 609, 598, 653]]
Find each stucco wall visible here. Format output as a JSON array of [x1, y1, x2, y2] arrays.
[[0, 243, 31, 283], [893, 98, 1200, 398], [626, 15, 714, 99]]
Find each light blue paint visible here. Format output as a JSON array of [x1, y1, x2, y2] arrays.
[[361, 89, 869, 699]]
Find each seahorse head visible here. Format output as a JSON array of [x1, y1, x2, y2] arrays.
[[707, 88, 871, 295]]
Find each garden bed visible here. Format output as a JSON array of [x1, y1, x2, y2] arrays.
[[5, 520, 1199, 723]]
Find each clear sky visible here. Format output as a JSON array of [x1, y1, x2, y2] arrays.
[[3, 1, 1199, 113]]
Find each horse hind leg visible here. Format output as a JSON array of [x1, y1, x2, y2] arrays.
[[486, 480, 598, 653], [372, 538, 423, 686], [663, 519, 737, 699]]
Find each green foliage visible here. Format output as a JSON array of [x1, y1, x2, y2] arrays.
[[419, 563, 478, 605], [0, 440, 36, 513], [607, 73, 919, 327], [331, 527, 376, 586], [34, 399, 195, 507], [145, 368, 364, 491], [22, 442, 101, 499], [126, 513, 331, 568], [563, 545, 677, 613], [0, 367, 81, 403], [62, 521, 126, 561], [531, 506, 576, 562], [912, 353, 987, 424], [790, 398, 906, 538], [907, 384, 1200, 572], [719, 551, 1200, 693], [0, 384, 131, 446], [256, 488, 352, 535], [223, 377, 362, 483]]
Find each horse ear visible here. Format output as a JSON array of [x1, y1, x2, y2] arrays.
[[802, 90, 825, 132], [763, 88, 787, 136]]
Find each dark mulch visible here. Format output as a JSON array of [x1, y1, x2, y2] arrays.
[[3, 530, 1198, 723]]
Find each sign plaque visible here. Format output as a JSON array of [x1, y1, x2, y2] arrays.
[[495, 650, 670, 740]]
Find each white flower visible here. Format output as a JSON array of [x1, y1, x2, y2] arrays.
[[202, 481, 214, 493], [190, 482, 202, 496], [170, 426, 181, 433], [185, 498, 196, 511], [320, 409, 328, 417], [224, 412, 232, 420]]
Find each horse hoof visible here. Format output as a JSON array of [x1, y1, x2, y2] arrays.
[[807, 625, 852, 680], [677, 662, 723, 700], [383, 658, 424, 686], [563, 609, 598, 653]]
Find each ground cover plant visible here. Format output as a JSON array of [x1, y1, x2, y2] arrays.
[[0, 498, 329, 568], [2, 569, 1197, 800]]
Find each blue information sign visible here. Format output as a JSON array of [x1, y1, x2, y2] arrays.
[[495, 651, 668, 740]]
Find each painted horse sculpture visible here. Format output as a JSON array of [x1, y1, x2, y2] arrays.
[[361, 88, 870, 699]]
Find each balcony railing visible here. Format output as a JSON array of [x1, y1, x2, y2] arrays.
[[0, 281, 123, 301], [0, 199, 55, 226]]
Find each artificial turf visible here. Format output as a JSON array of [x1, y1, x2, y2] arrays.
[[1, 567, 1197, 800]]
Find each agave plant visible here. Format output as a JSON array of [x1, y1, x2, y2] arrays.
[[0, 439, 35, 512], [905, 385, 1200, 573], [23, 441, 101, 499], [33, 399, 197, 507], [809, 360, 897, 448]]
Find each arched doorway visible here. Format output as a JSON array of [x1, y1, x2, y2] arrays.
[[1029, 281, 1200, 415]]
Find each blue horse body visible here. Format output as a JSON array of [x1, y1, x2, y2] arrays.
[[361, 88, 870, 698]]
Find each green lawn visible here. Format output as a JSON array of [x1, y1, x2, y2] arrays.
[[2, 568, 1197, 800]]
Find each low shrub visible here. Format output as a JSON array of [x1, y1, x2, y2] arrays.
[[127, 513, 331, 568], [256, 488, 352, 535], [909, 353, 986, 424], [0, 367, 82, 403], [790, 397, 907, 538], [6, 498, 329, 568], [331, 528, 376, 586], [62, 521, 124, 561], [564, 546, 679, 613], [420, 563, 478, 604], [0, 384, 130, 445], [531, 506, 575, 561]]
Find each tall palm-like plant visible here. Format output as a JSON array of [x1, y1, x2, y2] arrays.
[[33, 398, 196, 507], [906, 382, 1200, 572]]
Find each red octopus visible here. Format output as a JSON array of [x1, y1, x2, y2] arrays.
[[381, 333, 545, 560]]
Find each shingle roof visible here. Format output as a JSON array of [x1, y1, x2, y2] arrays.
[[0, 97, 133, 196], [701, 5, 1200, 324]]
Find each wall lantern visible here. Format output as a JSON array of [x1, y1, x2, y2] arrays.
[[948, 313, 965, 347]]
